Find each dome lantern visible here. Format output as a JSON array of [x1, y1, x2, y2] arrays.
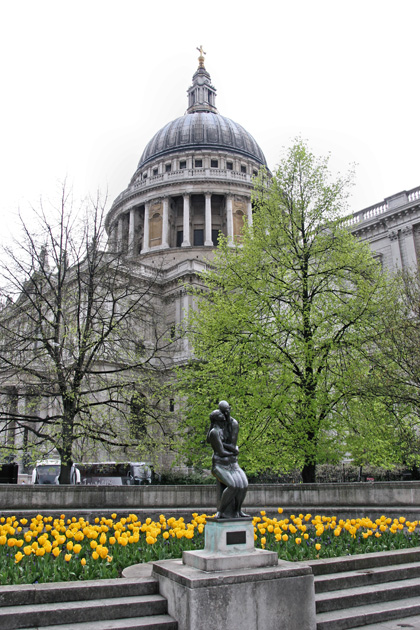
[[186, 46, 218, 114]]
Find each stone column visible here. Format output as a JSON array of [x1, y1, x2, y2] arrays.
[[128, 208, 136, 255], [182, 291, 190, 355], [182, 194, 191, 247], [226, 194, 234, 241], [205, 192, 213, 246], [247, 199, 253, 227], [108, 224, 117, 251], [141, 202, 150, 254], [388, 229, 402, 270], [401, 224, 418, 269], [117, 216, 124, 252], [162, 196, 170, 249]]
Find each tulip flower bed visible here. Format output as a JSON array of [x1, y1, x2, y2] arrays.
[[1, 509, 419, 585]]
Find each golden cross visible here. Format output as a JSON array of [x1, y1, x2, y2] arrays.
[[196, 45, 206, 67]]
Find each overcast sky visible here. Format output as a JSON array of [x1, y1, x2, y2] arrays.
[[1, 0, 419, 238]]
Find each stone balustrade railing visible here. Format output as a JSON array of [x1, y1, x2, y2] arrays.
[[342, 201, 389, 227], [409, 187, 420, 202], [343, 184, 420, 228], [112, 168, 251, 208]]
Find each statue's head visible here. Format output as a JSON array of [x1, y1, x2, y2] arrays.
[[209, 409, 225, 426], [219, 400, 231, 416]]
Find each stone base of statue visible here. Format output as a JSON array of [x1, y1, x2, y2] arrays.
[[152, 517, 316, 630], [183, 517, 278, 571]]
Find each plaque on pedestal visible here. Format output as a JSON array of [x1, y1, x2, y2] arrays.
[[183, 518, 278, 572]]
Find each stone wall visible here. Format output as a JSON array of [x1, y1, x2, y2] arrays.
[[2, 482, 420, 518]]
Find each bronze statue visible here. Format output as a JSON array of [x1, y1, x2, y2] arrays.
[[207, 401, 248, 519]]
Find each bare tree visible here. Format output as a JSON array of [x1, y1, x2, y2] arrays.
[[0, 186, 175, 482]]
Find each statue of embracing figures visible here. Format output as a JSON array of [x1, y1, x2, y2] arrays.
[[207, 400, 249, 519]]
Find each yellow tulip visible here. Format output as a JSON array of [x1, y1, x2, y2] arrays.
[[98, 546, 109, 559]]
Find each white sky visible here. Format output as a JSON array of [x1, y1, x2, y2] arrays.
[[1, 0, 419, 238]]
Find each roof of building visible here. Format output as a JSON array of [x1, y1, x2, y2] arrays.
[[136, 51, 267, 170], [137, 112, 268, 169]]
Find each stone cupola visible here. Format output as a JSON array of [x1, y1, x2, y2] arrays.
[[186, 46, 218, 114]]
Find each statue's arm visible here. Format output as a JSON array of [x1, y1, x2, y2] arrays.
[[222, 442, 239, 455], [230, 419, 239, 447], [209, 429, 232, 457]]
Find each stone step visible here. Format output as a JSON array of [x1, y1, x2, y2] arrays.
[[316, 595, 420, 630], [316, 577, 420, 613], [0, 578, 158, 607], [0, 594, 168, 630], [18, 615, 178, 630], [345, 612, 420, 629], [315, 561, 420, 593], [308, 548, 420, 577]]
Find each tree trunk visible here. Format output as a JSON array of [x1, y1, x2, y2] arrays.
[[58, 406, 75, 484], [59, 460, 73, 484]]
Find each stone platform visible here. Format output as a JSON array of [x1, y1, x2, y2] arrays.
[[152, 518, 316, 630]]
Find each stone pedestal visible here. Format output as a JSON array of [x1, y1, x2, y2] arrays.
[[183, 518, 278, 571], [152, 518, 316, 630]]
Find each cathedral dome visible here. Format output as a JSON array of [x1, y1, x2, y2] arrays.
[[137, 112, 267, 170], [107, 50, 268, 256]]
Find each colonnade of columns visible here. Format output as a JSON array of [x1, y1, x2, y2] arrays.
[[112, 192, 253, 255], [387, 223, 418, 270]]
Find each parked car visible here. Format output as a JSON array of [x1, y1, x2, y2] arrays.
[[32, 460, 81, 484], [126, 462, 160, 485]]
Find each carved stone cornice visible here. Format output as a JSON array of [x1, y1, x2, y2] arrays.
[[401, 224, 413, 238]]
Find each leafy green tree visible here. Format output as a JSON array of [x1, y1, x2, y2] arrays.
[[177, 140, 394, 482], [358, 270, 420, 475]]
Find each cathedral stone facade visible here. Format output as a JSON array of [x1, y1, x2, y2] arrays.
[[103, 52, 269, 370], [347, 187, 420, 271], [106, 51, 420, 289], [2, 51, 419, 475]]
